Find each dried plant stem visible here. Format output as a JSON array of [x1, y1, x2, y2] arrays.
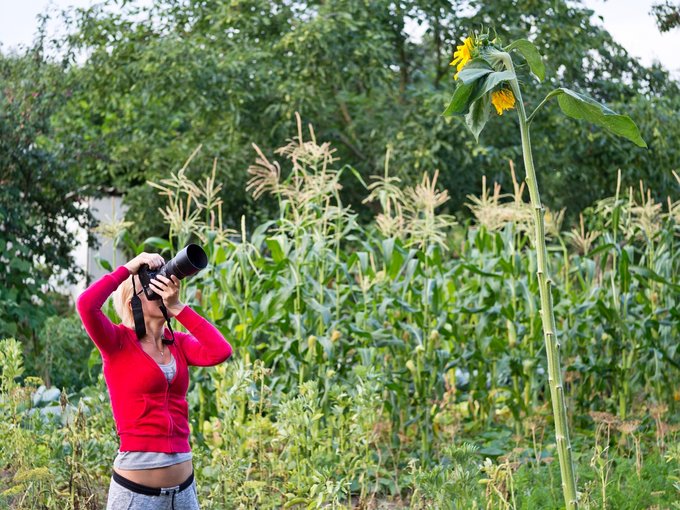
[[506, 61, 579, 509]]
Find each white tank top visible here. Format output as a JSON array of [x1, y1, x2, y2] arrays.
[[158, 354, 177, 382]]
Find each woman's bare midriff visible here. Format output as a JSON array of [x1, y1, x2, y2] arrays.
[[114, 460, 193, 488]]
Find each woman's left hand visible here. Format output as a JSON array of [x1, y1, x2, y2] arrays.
[[149, 274, 186, 316]]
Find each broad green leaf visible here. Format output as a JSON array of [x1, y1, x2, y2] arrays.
[[381, 238, 394, 266], [443, 68, 515, 118], [460, 263, 503, 278], [630, 265, 680, 291], [469, 70, 516, 104], [456, 59, 494, 84], [357, 251, 370, 272], [95, 256, 112, 271], [505, 39, 545, 81], [553, 87, 647, 147], [87, 347, 102, 374], [465, 94, 491, 142], [478, 446, 505, 456], [588, 242, 618, 258], [478, 46, 508, 69], [443, 80, 475, 116], [266, 237, 285, 263], [308, 298, 331, 325]]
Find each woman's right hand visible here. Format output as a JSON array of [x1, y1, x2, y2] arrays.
[[124, 252, 165, 275]]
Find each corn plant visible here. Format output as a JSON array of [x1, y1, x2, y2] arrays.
[[125, 108, 680, 507]]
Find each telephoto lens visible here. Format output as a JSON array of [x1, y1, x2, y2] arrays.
[[139, 244, 208, 300], [158, 244, 208, 280]]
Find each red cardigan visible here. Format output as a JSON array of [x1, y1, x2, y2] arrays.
[[76, 265, 232, 453]]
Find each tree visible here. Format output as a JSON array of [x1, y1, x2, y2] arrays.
[[0, 42, 95, 344], [652, 1, 680, 32], [50, 0, 679, 241]]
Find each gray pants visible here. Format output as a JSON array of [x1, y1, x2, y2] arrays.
[[106, 474, 200, 510]]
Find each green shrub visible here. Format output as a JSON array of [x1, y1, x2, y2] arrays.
[[29, 315, 97, 393]]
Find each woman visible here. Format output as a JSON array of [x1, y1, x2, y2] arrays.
[[76, 252, 232, 509]]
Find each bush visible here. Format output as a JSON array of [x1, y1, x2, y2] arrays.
[[29, 315, 98, 393]]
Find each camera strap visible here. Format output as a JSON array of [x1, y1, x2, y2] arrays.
[[131, 274, 176, 345], [159, 303, 175, 345], [130, 276, 147, 340]]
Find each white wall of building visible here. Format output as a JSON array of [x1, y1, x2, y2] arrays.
[[61, 196, 128, 301]]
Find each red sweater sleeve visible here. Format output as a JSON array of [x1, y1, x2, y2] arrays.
[[174, 305, 233, 366], [76, 265, 130, 356]]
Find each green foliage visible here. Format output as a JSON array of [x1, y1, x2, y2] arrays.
[[0, 338, 24, 396], [1, 3, 679, 506], [408, 442, 481, 509], [533, 91, 680, 216], [1, 338, 678, 508], [0, 342, 115, 509], [465, 93, 492, 142], [189, 359, 386, 508], [28, 315, 97, 393], [651, 1, 680, 32], [33, 0, 679, 237], [442, 79, 476, 115], [0, 47, 95, 342], [445, 35, 647, 151], [504, 39, 545, 81], [549, 87, 646, 147], [0, 131, 678, 502], [146, 127, 679, 457]]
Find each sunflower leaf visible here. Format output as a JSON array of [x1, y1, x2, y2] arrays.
[[552, 88, 647, 148], [443, 66, 515, 118], [443, 81, 476, 116], [478, 46, 508, 69], [456, 59, 494, 84], [465, 94, 491, 142], [469, 71, 516, 104], [505, 39, 545, 81]]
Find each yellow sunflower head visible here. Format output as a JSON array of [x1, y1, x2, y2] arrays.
[[491, 88, 516, 115], [450, 36, 475, 80]]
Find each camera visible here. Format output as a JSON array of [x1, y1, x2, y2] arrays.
[[138, 244, 208, 300]]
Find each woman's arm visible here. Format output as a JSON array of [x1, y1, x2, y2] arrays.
[[174, 306, 233, 366], [76, 266, 130, 355], [149, 274, 233, 366], [76, 252, 165, 356]]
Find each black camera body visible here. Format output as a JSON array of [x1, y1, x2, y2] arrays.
[[138, 243, 208, 300]]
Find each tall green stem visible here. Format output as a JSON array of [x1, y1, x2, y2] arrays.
[[505, 58, 579, 509]]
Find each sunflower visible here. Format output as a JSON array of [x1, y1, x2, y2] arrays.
[[450, 37, 474, 80], [491, 88, 516, 115]]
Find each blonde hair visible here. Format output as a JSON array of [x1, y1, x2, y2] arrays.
[[113, 275, 136, 328]]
